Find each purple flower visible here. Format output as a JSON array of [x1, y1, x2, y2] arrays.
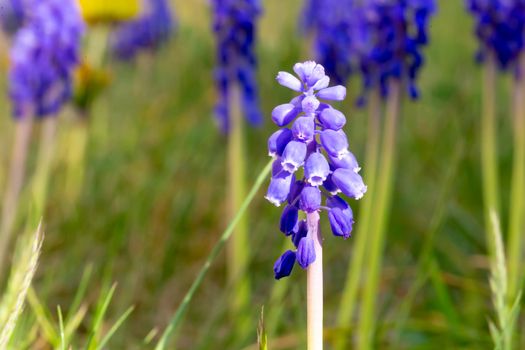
[[466, 0, 525, 73], [300, 0, 355, 85], [212, 0, 262, 132], [354, 0, 436, 101], [0, 0, 26, 35], [274, 250, 296, 279], [265, 61, 366, 279], [297, 236, 316, 269], [8, 0, 84, 119], [327, 195, 354, 238], [110, 0, 175, 61]]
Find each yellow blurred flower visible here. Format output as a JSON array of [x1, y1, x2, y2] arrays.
[[79, 0, 141, 24]]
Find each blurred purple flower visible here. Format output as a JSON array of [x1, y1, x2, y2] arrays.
[[466, 0, 525, 73], [111, 0, 175, 61], [353, 0, 436, 102], [300, 0, 355, 85], [266, 61, 366, 279], [8, 0, 84, 119], [0, 0, 26, 35], [212, 0, 262, 132]]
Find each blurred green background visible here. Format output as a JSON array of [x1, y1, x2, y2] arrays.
[[0, 0, 521, 348]]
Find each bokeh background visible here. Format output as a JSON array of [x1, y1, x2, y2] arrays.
[[0, 0, 520, 348]]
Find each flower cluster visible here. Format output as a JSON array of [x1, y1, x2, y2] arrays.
[[111, 0, 174, 61], [0, 0, 25, 35], [8, 0, 84, 119], [353, 0, 436, 102], [212, 0, 262, 132], [300, 0, 354, 85], [266, 61, 366, 279], [466, 0, 525, 72]]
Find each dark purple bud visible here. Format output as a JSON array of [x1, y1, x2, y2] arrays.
[[272, 104, 300, 126], [274, 250, 296, 279], [320, 129, 349, 159], [331, 168, 367, 199], [301, 95, 320, 114], [304, 152, 330, 186], [288, 179, 305, 205], [317, 85, 346, 101], [319, 108, 346, 130], [292, 116, 315, 142], [266, 161, 294, 206], [276, 71, 303, 92], [281, 141, 307, 173], [328, 152, 361, 173], [299, 185, 322, 213], [268, 128, 293, 158], [297, 237, 316, 269], [292, 220, 308, 247], [327, 196, 354, 238], [323, 174, 340, 195], [280, 205, 299, 235]]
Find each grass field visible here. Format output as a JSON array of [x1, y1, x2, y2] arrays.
[[0, 0, 523, 349]]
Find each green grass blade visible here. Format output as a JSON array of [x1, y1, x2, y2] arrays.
[[155, 160, 272, 350], [57, 306, 65, 350], [96, 305, 134, 350], [85, 283, 117, 350]]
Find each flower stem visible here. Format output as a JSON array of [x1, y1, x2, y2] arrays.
[[335, 89, 381, 349], [358, 81, 401, 350], [507, 55, 525, 300], [0, 116, 34, 278], [31, 117, 58, 223], [227, 84, 250, 328], [481, 55, 500, 259], [307, 211, 323, 350]]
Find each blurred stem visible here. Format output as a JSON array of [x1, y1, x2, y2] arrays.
[[507, 55, 525, 300], [307, 211, 323, 350], [481, 56, 499, 258], [31, 117, 58, 223], [87, 25, 109, 69], [335, 89, 381, 349], [155, 161, 272, 350], [64, 116, 88, 203], [357, 81, 400, 350], [0, 117, 34, 279], [227, 84, 251, 326]]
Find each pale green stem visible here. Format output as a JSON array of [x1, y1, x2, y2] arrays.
[[307, 211, 323, 350], [357, 81, 400, 350], [155, 161, 272, 350], [30, 117, 58, 223], [227, 84, 251, 328], [481, 56, 500, 258], [0, 116, 34, 279], [507, 55, 525, 300], [335, 89, 382, 349], [64, 117, 88, 203]]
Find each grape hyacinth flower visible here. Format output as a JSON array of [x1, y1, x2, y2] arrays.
[[212, 0, 262, 132], [111, 0, 175, 61], [353, 0, 436, 102], [466, 0, 525, 304], [8, 0, 85, 118], [0, 0, 26, 35], [466, 0, 525, 73], [266, 61, 366, 279], [300, 0, 355, 85], [0, 0, 84, 273]]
